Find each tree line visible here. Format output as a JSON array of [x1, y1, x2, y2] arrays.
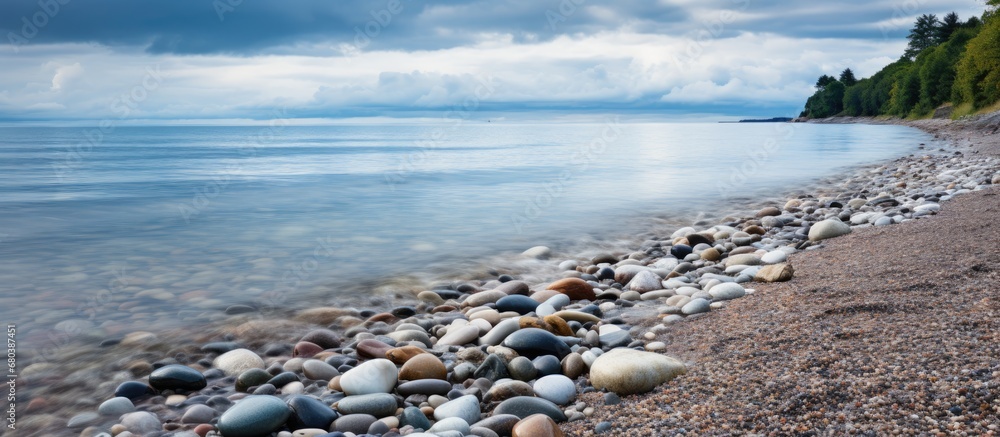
[[802, 1, 1000, 119]]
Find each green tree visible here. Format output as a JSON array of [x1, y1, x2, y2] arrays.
[[888, 65, 920, 115], [954, 10, 1000, 108], [839, 68, 858, 87], [936, 12, 961, 42], [843, 78, 867, 116], [815, 75, 837, 89], [905, 14, 940, 59]]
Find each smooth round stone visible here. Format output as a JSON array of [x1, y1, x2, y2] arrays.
[[214, 348, 266, 376], [429, 417, 472, 435], [356, 339, 394, 359], [475, 354, 511, 381], [545, 278, 596, 301], [149, 364, 207, 391], [302, 360, 340, 381], [486, 380, 534, 402], [401, 406, 432, 430], [598, 330, 630, 349], [808, 219, 852, 241], [760, 250, 788, 264], [561, 352, 585, 380], [589, 349, 686, 395], [287, 394, 338, 430], [493, 397, 567, 422], [501, 328, 570, 359], [914, 203, 941, 213], [481, 318, 521, 346], [121, 411, 162, 434], [626, 270, 662, 293], [97, 397, 135, 416], [522, 245, 551, 259], [669, 244, 692, 259], [496, 295, 540, 315], [340, 359, 397, 395], [533, 375, 576, 405], [708, 283, 746, 301], [336, 393, 398, 418], [512, 413, 565, 437], [532, 355, 561, 377], [397, 379, 453, 397], [218, 396, 291, 437], [506, 356, 537, 382], [874, 216, 893, 226], [433, 394, 481, 425], [399, 353, 447, 381], [114, 381, 154, 400], [558, 260, 579, 271], [334, 414, 378, 434], [438, 325, 480, 346], [181, 404, 217, 424], [387, 330, 433, 347], [300, 329, 343, 349], [236, 368, 273, 392], [681, 298, 710, 315], [67, 412, 100, 428]]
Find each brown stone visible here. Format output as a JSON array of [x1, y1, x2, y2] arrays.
[[542, 315, 573, 336], [327, 375, 342, 391], [293, 307, 359, 325], [529, 289, 560, 303], [356, 339, 394, 359], [546, 278, 596, 301], [398, 353, 447, 381], [366, 312, 398, 324], [512, 414, 565, 437], [293, 341, 324, 358], [686, 233, 715, 246], [700, 247, 721, 261], [756, 206, 781, 217], [755, 263, 794, 283], [561, 352, 585, 379], [743, 225, 767, 235], [193, 424, 215, 437], [519, 317, 550, 331], [431, 305, 458, 313], [386, 346, 429, 365]]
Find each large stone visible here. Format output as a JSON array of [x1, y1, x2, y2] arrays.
[[433, 394, 481, 425], [546, 278, 596, 301], [755, 263, 794, 282], [399, 353, 447, 381], [681, 298, 710, 315], [214, 348, 265, 376], [97, 397, 134, 416], [481, 318, 521, 346], [333, 414, 378, 434], [502, 328, 570, 359], [340, 359, 397, 395], [148, 364, 206, 392], [724, 254, 762, 267], [217, 396, 291, 437], [522, 246, 552, 259], [760, 250, 788, 264], [589, 349, 686, 395], [808, 219, 852, 241], [121, 411, 161, 434], [496, 295, 541, 315]]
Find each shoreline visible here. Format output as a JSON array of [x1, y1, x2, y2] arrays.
[[17, 114, 1000, 436]]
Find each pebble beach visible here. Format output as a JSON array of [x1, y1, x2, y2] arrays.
[[13, 113, 1000, 436]]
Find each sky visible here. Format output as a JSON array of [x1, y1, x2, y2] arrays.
[[0, 0, 988, 123]]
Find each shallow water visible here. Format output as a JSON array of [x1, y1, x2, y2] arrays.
[[0, 121, 931, 353]]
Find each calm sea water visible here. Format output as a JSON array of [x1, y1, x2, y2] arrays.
[[0, 122, 931, 346]]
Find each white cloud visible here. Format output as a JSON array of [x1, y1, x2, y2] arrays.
[[49, 62, 84, 92]]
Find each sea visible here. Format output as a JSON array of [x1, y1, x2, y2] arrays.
[[0, 121, 933, 353]]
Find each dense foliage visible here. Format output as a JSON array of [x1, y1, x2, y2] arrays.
[[802, 2, 1000, 118]]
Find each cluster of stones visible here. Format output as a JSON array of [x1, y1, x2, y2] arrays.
[[74, 149, 997, 436]]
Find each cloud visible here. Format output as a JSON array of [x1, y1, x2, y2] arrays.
[[0, 1, 988, 121], [49, 62, 82, 91]]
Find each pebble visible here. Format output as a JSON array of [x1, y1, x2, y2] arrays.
[[67, 412, 100, 428], [430, 416, 473, 434], [808, 218, 852, 241], [532, 375, 577, 405], [589, 349, 687, 395], [708, 283, 746, 301], [755, 263, 795, 282], [97, 397, 135, 416], [502, 328, 570, 359], [336, 393, 398, 418], [681, 298, 711, 315], [121, 411, 162, 435], [512, 413, 565, 437], [148, 364, 207, 391], [438, 325, 480, 346], [545, 278, 597, 301], [214, 348, 266, 376], [399, 353, 447, 381], [340, 359, 397, 395], [493, 396, 567, 422], [333, 414, 378, 434], [433, 394, 481, 425], [626, 270, 663, 293]]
